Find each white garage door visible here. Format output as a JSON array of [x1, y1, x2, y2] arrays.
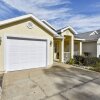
[[6, 37, 48, 71]]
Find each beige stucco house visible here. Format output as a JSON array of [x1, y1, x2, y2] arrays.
[[0, 14, 59, 72], [0, 14, 83, 72]]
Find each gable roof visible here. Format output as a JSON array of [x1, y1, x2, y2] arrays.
[[42, 20, 62, 37], [77, 30, 100, 41], [57, 26, 84, 41], [42, 20, 56, 31], [41, 22, 82, 40], [57, 26, 78, 34], [0, 14, 58, 37]]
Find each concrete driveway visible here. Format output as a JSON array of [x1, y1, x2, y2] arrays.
[[1, 63, 100, 100]]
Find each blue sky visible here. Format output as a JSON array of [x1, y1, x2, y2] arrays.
[[1, 0, 100, 33]]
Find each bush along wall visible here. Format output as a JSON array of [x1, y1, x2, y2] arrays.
[[73, 55, 100, 67]]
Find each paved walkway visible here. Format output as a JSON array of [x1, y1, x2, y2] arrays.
[[1, 64, 100, 100]]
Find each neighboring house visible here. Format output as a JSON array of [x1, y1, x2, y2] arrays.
[[0, 14, 58, 72], [77, 30, 100, 58]]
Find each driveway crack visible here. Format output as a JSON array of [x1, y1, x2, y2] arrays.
[[42, 77, 100, 100], [28, 73, 48, 98]]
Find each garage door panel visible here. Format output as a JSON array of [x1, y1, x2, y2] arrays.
[[6, 37, 47, 71]]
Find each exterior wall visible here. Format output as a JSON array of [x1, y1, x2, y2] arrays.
[[97, 38, 100, 58], [64, 40, 70, 52], [0, 36, 3, 72], [54, 40, 60, 60], [54, 39, 63, 62], [83, 41, 97, 57], [74, 43, 78, 51], [74, 42, 79, 55], [74, 41, 82, 56], [61, 30, 74, 37], [0, 18, 53, 71]]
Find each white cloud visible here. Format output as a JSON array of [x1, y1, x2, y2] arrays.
[[51, 14, 100, 33], [67, 15, 100, 32], [3, 0, 71, 20], [2, 0, 100, 33], [91, 2, 100, 8]]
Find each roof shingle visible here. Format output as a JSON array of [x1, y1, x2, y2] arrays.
[[77, 30, 100, 41]]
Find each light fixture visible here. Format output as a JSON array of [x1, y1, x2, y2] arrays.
[[50, 41, 52, 46]]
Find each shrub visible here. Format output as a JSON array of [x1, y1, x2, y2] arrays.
[[83, 57, 95, 66], [68, 58, 75, 65], [74, 55, 100, 67], [90, 62, 100, 72], [73, 55, 100, 72], [74, 55, 84, 65]]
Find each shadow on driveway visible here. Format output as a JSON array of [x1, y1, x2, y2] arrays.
[[43, 65, 100, 100], [1, 64, 100, 100]]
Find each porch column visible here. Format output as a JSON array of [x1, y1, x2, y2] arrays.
[[79, 41, 82, 55], [70, 36, 74, 59], [60, 38, 64, 63]]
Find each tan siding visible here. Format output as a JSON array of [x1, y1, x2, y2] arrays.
[[83, 42, 97, 57], [61, 30, 74, 37], [0, 18, 53, 71]]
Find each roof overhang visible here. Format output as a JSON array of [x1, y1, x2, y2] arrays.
[[54, 35, 64, 39], [41, 20, 56, 31], [74, 38, 85, 41], [83, 39, 97, 42], [0, 14, 58, 37], [60, 26, 78, 34]]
